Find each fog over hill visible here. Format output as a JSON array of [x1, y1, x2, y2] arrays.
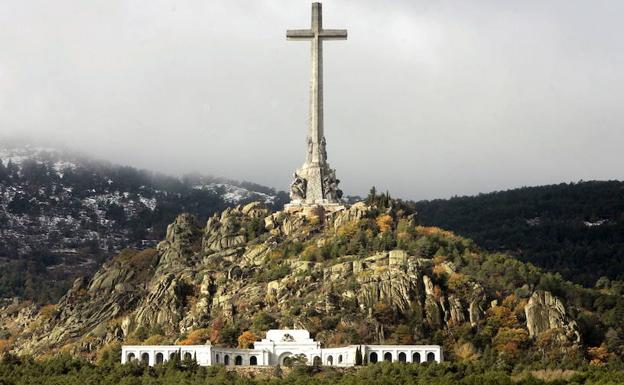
[[0, 143, 288, 302]]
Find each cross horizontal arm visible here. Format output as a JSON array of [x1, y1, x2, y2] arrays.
[[287, 29, 315, 40], [319, 29, 347, 40]]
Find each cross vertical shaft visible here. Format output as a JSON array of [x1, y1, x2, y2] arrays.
[[310, 2, 323, 164], [287, 3, 347, 206]]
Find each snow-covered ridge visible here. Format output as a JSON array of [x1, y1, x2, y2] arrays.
[[0, 143, 286, 302], [584, 219, 609, 227], [193, 183, 276, 204], [0, 145, 68, 165], [0, 145, 79, 178], [0, 144, 282, 258]]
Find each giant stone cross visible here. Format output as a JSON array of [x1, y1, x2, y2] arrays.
[[286, 2, 346, 207]]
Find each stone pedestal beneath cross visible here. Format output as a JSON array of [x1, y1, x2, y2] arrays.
[[286, 2, 346, 209]]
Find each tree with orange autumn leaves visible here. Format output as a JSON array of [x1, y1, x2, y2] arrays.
[[493, 327, 529, 358], [0, 338, 13, 356], [237, 331, 258, 349], [375, 214, 393, 233], [179, 328, 210, 345]]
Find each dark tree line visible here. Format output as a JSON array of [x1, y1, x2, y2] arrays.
[[1, 352, 624, 385], [414, 181, 624, 287]]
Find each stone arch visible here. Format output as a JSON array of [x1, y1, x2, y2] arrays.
[[215, 354, 220, 364], [369, 352, 378, 363], [250, 356, 257, 366], [183, 352, 192, 361], [278, 352, 294, 366], [141, 352, 149, 364], [338, 354, 343, 364], [127, 352, 136, 362], [155, 352, 164, 364], [224, 355, 230, 365], [413, 352, 421, 363], [398, 352, 406, 363], [384, 352, 392, 362], [312, 356, 322, 366], [327, 355, 333, 366], [169, 352, 177, 360], [235, 355, 243, 366], [427, 352, 435, 362]]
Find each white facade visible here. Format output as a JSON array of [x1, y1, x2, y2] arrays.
[[122, 329, 443, 367], [121, 345, 213, 366]]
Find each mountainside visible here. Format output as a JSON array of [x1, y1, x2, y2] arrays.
[[2, 198, 623, 369], [4, 143, 621, 306], [0, 145, 288, 302], [414, 181, 624, 287]]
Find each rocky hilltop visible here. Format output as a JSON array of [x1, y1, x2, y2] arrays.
[[1, 199, 621, 366]]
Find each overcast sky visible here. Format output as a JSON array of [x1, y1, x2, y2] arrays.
[[1, 0, 623, 200]]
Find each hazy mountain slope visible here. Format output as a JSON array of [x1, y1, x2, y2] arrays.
[[0, 144, 289, 302], [414, 181, 624, 287]]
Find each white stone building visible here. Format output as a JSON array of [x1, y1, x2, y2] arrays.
[[121, 329, 443, 367]]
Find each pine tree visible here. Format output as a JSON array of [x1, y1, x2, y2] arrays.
[[0, 161, 7, 181], [384, 190, 391, 208], [6, 160, 18, 180], [188, 352, 199, 372], [366, 186, 377, 205], [355, 346, 363, 366]]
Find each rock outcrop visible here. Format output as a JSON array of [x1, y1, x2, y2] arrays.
[[0, 201, 591, 361], [332, 202, 372, 229], [524, 290, 580, 344], [158, 213, 202, 268], [13, 250, 156, 356], [203, 203, 270, 252], [468, 283, 486, 327], [131, 274, 189, 334]]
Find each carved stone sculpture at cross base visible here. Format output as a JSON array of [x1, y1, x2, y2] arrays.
[[323, 169, 343, 202], [285, 2, 346, 209], [289, 173, 307, 202]]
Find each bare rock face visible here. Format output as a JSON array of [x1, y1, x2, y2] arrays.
[[419, 274, 442, 328], [356, 266, 419, 315], [448, 295, 466, 325], [203, 203, 270, 252], [13, 254, 151, 356], [468, 283, 486, 327], [424, 296, 443, 329], [332, 202, 372, 229], [352, 254, 460, 332], [242, 244, 269, 266], [423, 275, 435, 296], [158, 213, 202, 267], [132, 274, 191, 334], [278, 214, 307, 237], [524, 290, 581, 344], [90, 265, 134, 293], [266, 206, 316, 237]]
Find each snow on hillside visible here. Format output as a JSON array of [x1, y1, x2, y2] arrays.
[[0, 143, 288, 302], [0, 146, 68, 166], [193, 183, 276, 204]]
